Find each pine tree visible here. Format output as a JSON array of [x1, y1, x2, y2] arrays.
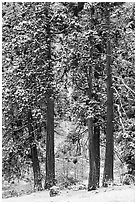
[[102, 4, 114, 186]]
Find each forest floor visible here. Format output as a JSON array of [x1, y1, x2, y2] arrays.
[[2, 184, 135, 202]]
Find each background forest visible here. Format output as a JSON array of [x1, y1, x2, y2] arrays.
[[2, 2, 135, 199]]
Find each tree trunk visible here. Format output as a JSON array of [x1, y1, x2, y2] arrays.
[[30, 143, 42, 191], [94, 124, 100, 187], [88, 117, 98, 190], [43, 3, 55, 189], [27, 109, 42, 191], [103, 5, 114, 187], [87, 11, 100, 188], [44, 95, 55, 189]]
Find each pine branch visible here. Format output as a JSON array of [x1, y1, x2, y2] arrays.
[[114, 76, 135, 95]]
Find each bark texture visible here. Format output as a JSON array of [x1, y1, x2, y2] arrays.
[[31, 144, 42, 191], [44, 95, 55, 189], [103, 5, 114, 186], [93, 124, 100, 187], [87, 16, 101, 189], [28, 109, 42, 190], [44, 3, 55, 189], [88, 118, 99, 190]]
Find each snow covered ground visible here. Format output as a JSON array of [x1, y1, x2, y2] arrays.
[[2, 185, 135, 202]]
